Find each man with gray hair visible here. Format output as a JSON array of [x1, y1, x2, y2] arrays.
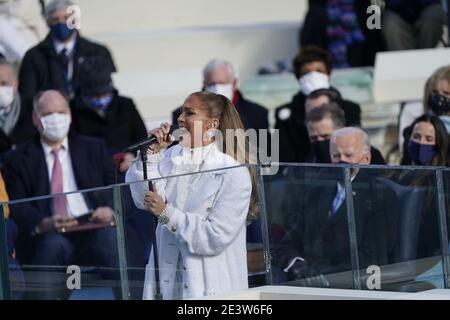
[[172, 58, 269, 141], [19, 0, 116, 110]]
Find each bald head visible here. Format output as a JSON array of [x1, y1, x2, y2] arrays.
[[330, 127, 371, 165], [33, 90, 70, 115]]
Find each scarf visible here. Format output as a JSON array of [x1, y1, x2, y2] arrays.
[[327, 0, 365, 68], [0, 94, 20, 136]]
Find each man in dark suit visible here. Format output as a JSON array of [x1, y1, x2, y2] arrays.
[[275, 46, 362, 163], [18, 0, 116, 111], [172, 59, 270, 159], [273, 127, 397, 288], [3, 90, 118, 299]]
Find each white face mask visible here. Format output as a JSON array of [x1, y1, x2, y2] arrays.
[[204, 83, 234, 101], [0, 86, 14, 107], [298, 71, 330, 96], [40, 113, 71, 142]]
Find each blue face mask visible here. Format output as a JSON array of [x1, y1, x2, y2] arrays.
[[407, 140, 437, 165], [51, 23, 75, 42], [83, 94, 113, 111]]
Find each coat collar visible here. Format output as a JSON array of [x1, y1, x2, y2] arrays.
[[161, 144, 242, 211]]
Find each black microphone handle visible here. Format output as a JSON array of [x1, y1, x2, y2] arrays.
[[125, 124, 178, 152]]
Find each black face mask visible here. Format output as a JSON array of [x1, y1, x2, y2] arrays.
[[429, 93, 450, 116], [311, 139, 331, 163]]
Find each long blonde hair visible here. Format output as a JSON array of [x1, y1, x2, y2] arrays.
[[192, 91, 259, 223], [424, 66, 450, 113]]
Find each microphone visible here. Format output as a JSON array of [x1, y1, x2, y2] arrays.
[[125, 124, 179, 152]]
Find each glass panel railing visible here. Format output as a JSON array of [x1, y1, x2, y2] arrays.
[[260, 163, 450, 293], [262, 164, 356, 289], [440, 169, 450, 289], [3, 162, 450, 299], [352, 166, 445, 292], [3, 186, 125, 300]]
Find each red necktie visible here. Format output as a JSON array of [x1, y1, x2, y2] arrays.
[[51, 147, 69, 217]]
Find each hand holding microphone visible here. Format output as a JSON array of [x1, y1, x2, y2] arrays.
[[147, 123, 174, 153], [124, 123, 178, 153]]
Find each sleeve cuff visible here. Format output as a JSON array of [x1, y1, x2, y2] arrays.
[[162, 204, 184, 234]]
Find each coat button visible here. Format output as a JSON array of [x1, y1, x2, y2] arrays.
[[184, 283, 188, 289], [171, 226, 177, 232]]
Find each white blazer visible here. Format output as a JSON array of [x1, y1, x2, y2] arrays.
[[125, 144, 252, 300]]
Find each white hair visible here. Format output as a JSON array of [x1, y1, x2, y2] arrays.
[[331, 127, 371, 154], [45, 0, 75, 20], [203, 59, 238, 80]]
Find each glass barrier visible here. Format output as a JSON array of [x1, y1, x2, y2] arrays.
[[353, 166, 446, 292], [2, 163, 450, 299], [1, 186, 126, 300], [261, 163, 450, 293], [260, 164, 355, 289], [0, 164, 260, 300]]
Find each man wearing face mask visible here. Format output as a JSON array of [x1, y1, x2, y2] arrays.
[[70, 55, 147, 173], [274, 127, 397, 288], [305, 103, 385, 165], [0, 59, 36, 154], [18, 0, 116, 111], [3, 90, 119, 299], [275, 46, 361, 163]]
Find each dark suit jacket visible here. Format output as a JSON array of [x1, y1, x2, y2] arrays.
[[70, 91, 148, 154], [275, 90, 361, 162], [273, 169, 398, 281], [2, 134, 115, 263], [18, 33, 116, 110]]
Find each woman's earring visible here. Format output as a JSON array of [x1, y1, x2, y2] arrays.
[[204, 126, 215, 141]]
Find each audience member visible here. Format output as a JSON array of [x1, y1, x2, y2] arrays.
[[0, 59, 36, 155], [398, 114, 449, 259], [18, 0, 116, 110], [425, 66, 450, 134], [275, 46, 361, 162], [305, 88, 360, 126], [383, 0, 446, 51], [0, 171, 24, 299], [300, 0, 383, 68], [305, 103, 385, 164], [3, 90, 118, 299], [71, 55, 147, 173]]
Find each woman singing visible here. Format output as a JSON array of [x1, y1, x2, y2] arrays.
[[126, 91, 258, 299]]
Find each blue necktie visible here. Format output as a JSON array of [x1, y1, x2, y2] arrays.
[[330, 184, 346, 217], [59, 48, 70, 94]]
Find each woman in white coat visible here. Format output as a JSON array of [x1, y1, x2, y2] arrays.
[[126, 91, 258, 300]]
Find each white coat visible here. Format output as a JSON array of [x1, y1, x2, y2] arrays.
[[125, 143, 251, 300]]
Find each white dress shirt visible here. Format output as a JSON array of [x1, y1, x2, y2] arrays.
[[41, 138, 90, 217]]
